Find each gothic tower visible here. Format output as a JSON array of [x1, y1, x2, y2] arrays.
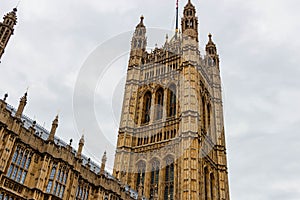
[[0, 8, 17, 62], [113, 1, 230, 199]]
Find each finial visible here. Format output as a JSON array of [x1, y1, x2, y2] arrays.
[[208, 33, 212, 40], [54, 114, 59, 124], [69, 139, 73, 146], [140, 15, 144, 22], [100, 151, 107, 175], [32, 120, 36, 128], [79, 134, 85, 144], [166, 34, 169, 41], [77, 134, 85, 159], [48, 114, 59, 142], [15, 91, 28, 118], [3, 93, 8, 101], [102, 151, 107, 162]]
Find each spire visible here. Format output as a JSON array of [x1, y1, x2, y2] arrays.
[[100, 151, 107, 175], [128, 16, 147, 68], [0, 8, 18, 61], [137, 15, 145, 28], [47, 115, 59, 142], [15, 92, 27, 119], [137, 179, 144, 200], [77, 134, 85, 159], [181, 0, 199, 41], [206, 33, 217, 55], [131, 16, 147, 50]]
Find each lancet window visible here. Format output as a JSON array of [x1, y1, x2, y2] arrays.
[[7, 145, 32, 184], [142, 91, 152, 124]]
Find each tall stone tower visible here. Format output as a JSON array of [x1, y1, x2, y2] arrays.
[[0, 8, 17, 62], [113, 1, 230, 199]]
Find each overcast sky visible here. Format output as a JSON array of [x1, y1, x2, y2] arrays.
[[1, 0, 300, 199]]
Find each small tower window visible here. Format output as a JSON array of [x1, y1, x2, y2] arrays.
[[1, 30, 9, 43]]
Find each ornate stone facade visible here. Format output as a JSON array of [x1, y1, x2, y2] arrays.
[[0, 94, 137, 200], [113, 1, 230, 200], [0, 1, 230, 199]]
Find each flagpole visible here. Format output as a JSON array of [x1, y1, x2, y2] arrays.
[[176, 0, 179, 33]]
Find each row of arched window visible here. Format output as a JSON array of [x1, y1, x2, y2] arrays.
[[76, 182, 90, 200], [144, 62, 179, 80], [136, 157, 175, 200], [46, 164, 68, 198], [0, 192, 16, 200], [142, 85, 177, 124], [7, 146, 32, 184], [137, 129, 177, 146], [185, 9, 194, 17]]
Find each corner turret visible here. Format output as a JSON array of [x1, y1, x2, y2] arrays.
[[47, 115, 59, 142], [77, 135, 85, 159], [181, 0, 198, 42], [15, 92, 27, 119]]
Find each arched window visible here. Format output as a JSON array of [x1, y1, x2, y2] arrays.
[[136, 161, 146, 189], [47, 164, 68, 198], [150, 159, 160, 200], [167, 85, 176, 117], [164, 157, 174, 200], [202, 96, 206, 132], [190, 20, 194, 28], [46, 164, 57, 193], [1, 30, 9, 43], [76, 180, 90, 200], [142, 91, 152, 124], [207, 104, 211, 133], [210, 173, 215, 200], [155, 88, 164, 120], [204, 167, 209, 200]]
